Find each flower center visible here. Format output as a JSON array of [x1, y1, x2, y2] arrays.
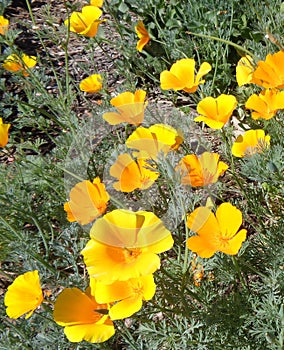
[[123, 248, 142, 263]]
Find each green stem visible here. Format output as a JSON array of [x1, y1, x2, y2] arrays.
[[0, 215, 56, 273], [182, 213, 190, 274], [25, 0, 64, 98], [232, 255, 248, 290], [187, 31, 257, 59]]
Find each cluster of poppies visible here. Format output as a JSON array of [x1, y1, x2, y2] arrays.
[[3, 0, 284, 346]]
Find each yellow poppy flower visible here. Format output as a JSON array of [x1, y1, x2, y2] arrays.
[[135, 20, 151, 52], [53, 287, 115, 343], [252, 50, 284, 89], [236, 55, 255, 86], [0, 118, 11, 147], [90, 0, 103, 7], [81, 209, 174, 283], [64, 177, 109, 225], [79, 74, 103, 93], [110, 153, 159, 192], [65, 5, 105, 38], [0, 15, 9, 35], [4, 270, 43, 319], [94, 275, 156, 320], [160, 58, 211, 93], [231, 129, 270, 158], [3, 53, 37, 76], [126, 123, 183, 160], [176, 152, 228, 187], [103, 90, 147, 125], [187, 203, 247, 258], [194, 94, 237, 129], [245, 89, 284, 120]]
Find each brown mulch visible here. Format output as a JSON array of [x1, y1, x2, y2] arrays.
[[1, 0, 127, 161]]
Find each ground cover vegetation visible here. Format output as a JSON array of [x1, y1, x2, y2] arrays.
[[0, 0, 284, 349]]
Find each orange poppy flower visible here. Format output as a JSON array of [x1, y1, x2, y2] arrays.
[[79, 74, 103, 93], [245, 89, 284, 120], [187, 203, 247, 258], [252, 50, 284, 89], [81, 209, 174, 283], [126, 123, 183, 160], [110, 153, 159, 192], [194, 94, 237, 129], [64, 177, 109, 225], [236, 55, 255, 86], [231, 129, 270, 158], [94, 274, 156, 320], [160, 58, 211, 93], [103, 90, 147, 125], [65, 5, 105, 38], [135, 21, 150, 52], [0, 15, 9, 35], [4, 270, 43, 319], [53, 287, 114, 343], [3, 53, 37, 76], [176, 152, 228, 187], [0, 118, 11, 147]]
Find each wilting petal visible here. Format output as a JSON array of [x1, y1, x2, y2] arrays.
[[4, 270, 43, 319]]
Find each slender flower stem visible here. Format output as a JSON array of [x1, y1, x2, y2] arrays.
[[232, 255, 248, 290], [187, 31, 257, 59], [25, 0, 64, 98]]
